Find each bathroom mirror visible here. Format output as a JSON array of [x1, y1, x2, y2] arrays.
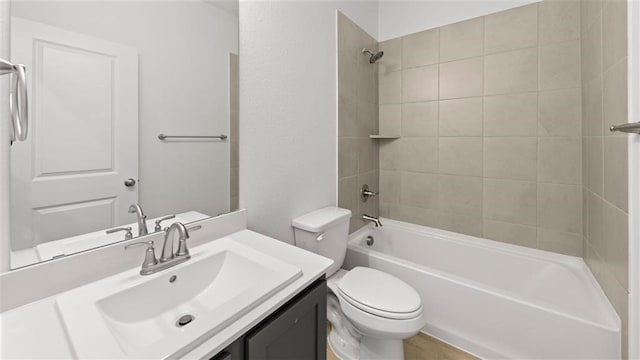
[[7, 0, 239, 269]]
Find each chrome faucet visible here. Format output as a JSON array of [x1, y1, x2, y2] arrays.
[[362, 214, 382, 227], [160, 222, 190, 262], [125, 221, 191, 276], [128, 204, 149, 236]]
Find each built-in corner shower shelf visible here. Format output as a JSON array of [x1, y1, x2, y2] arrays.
[[369, 135, 400, 139]]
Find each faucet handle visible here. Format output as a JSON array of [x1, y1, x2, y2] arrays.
[[154, 214, 176, 231], [106, 226, 133, 239], [125, 241, 158, 272]]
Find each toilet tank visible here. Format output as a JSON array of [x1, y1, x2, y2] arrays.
[[292, 207, 352, 277]]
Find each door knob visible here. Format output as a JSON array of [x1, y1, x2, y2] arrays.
[[124, 178, 136, 187]]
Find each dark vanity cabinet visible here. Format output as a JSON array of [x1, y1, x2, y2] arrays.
[[210, 277, 327, 360]]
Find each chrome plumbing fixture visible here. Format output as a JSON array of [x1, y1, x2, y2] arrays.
[[154, 214, 176, 231], [366, 235, 374, 246], [106, 226, 133, 240], [362, 48, 384, 64], [360, 184, 378, 202], [125, 222, 191, 276], [610, 122, 640, 134], [128, 204, 149, 236], [362, 214, 382, 227]]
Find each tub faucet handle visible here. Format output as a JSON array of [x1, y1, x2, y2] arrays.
[[360, 184, 378, 202]]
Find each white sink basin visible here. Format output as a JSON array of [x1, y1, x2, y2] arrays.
[[56, 237, 302, 359]]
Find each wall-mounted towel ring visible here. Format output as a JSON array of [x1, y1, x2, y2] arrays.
[[0, 58, 29, 144]]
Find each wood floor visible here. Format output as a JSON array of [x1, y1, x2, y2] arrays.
[[326, 325, 479, 360]]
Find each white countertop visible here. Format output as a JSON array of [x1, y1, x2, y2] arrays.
[[0, 229, 333, 359]]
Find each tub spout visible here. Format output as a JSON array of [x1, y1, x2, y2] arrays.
[[362, 214, 382, 227]]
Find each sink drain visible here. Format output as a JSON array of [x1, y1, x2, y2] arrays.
[[176, 314, 195, 327]]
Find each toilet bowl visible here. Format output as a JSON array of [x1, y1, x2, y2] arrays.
[[292, 207, 426, 360]]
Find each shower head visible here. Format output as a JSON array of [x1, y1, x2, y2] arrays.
[[362, 48, 384, 64]]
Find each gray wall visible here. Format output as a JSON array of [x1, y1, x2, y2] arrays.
[[377, 1, 584, 256], [581, 0, 629, 357]]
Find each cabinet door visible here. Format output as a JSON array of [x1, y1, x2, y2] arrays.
[[245, 279, 327, 360]]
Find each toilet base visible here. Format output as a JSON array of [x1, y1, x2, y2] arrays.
[[359, 336, 404, 360]]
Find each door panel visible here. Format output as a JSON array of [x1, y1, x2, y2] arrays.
[[10, 17, 138, 250]]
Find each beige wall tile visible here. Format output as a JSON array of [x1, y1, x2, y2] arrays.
[[401, 172, 439, 209], [386, 203, 440, 228], [379, 70, 401, 104], [539, 40, 581, 90], [380, 170, 401, 204], [440, 17, 484, 62], [603, 136, 628, 212], [402, 65, 439, 102], [538, 183, 582, 234], [484, 219, 537, 248], [602, 0, 627, 70], [484, 47, 537, 95], [439, 97, 483, 136], [585, 136, 604, 196], [338, 49, 358, 98], [358, 138, 376, 173], [538, 88, 581, 137], [379, 139, 401, 170], [379, 104, 402, 135], [378, 38, 402, 74], [603, 201, 629, 290], [339, 138, 358, 177], [402, 101, 438, 137], [338, 175, 359, 228], [582, 75, 604, 136], [603, 58, 628, 135], [538, 137, 582, 185], [538, 0, 580, 45], [437, 213, 483, 238], [581, 13, 602, 84], [338, 94, 358, 137], [484, 3, 538, 54], [484, 93, 537, 136], [587, 191, 605, 256], [437, 175, 483, 215], [537, 228, 582, 256], [357, 100, 378, 136], [583, 189, 589, 240], [484, 137, 537, 181], [438, 137, 483, 177], [484, 178, 537, 226], [402, 28, 439, 68], [581, 0, 602, 32], [439, 57, 483, 99], [400, 138, 439, 173], [337, 12, 360, 61]]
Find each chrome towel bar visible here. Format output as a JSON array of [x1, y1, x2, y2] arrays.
[[610, 122, 640, 134], [1, 58, 28, 143], [158, 133, 227, 140]]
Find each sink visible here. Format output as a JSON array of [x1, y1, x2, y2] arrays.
[[55, 237, 302, 359]]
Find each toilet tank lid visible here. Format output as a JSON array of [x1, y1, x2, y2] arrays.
[[292, 207, 352, 233]]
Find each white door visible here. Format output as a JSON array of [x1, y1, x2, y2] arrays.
[[10, 17, 138, 250]]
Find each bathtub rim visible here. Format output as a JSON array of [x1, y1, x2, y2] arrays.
[[346, 218, 621, 332]]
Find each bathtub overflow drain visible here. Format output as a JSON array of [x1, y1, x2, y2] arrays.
[[176, 314, 194, 327], [366, 235, 374, 246]]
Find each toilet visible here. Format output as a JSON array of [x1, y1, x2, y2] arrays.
[[292, 207, 425, 360]]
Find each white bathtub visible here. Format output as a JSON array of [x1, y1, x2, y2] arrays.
[[344, 218, 620, 359]]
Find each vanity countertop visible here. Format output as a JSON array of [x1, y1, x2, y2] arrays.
[[0, 229, 333, 359]]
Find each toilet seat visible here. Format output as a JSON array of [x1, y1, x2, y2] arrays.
[[336, 267, 422, 320]]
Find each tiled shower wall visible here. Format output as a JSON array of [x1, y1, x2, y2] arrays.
[[377, 2, 584, 256], [337, 13, 380, 233], [580, 0, 629, 357]]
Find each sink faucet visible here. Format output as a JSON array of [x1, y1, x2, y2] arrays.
[[128, 204, 149, 236], [362, 214, 382, 227], [160, 222, 190, 262]]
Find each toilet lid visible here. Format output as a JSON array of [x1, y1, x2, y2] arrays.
[[336, 267, 422, 320]]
